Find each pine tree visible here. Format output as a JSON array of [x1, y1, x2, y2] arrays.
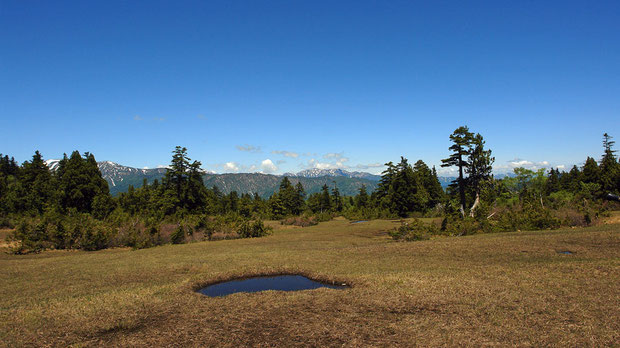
[[163, 146, 207, 213], [600, 133, 620, 193], [441, 126, 474, 216], [581, 157, 600, 185], [57, 151, 109, 213], [465, 133, 494, 216], [20, 151, 54, 213], [331, 183, 343, 212], [545, 168, 561, 195], [294, 182, 306, 215], [355, 184, 369, 208], [320, 184, 331, 213]]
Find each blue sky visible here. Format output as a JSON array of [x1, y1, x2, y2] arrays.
[[1, 1, 618, 176]]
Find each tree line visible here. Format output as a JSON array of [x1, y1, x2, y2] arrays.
[[2, 130, 618, 252]]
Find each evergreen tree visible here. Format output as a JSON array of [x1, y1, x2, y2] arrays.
[[465, 133, 494, 216], [441, 126, 474, 216], [20, 151, 54, 213], [277, 177, 297, 215], [331, 183, 343, 212], [413, 161, 444, 210], [355, 184, 369, 208], [545, 168, 561, 195], [57, 151, 109, 213], [162, 146, 207, 213], [600, 133, 620, 193], [581, 157, 601, 185], [320, 184, 331, 213], [389, 157, 421, 217], [294, 182, 306, 215]]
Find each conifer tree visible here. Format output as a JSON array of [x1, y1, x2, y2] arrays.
[[465, 133, 494, 216], [57, 151, 109, 213], [600, 133, 619, 193], [294, 182, 306, 215], [20, 151, 54, 213], [320, 184, 331, 213], [441, 126, 474, 216], [331, 183, 343, 212], [356, 184, 369, 208]]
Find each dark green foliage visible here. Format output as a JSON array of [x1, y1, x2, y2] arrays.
[[600, 133, 620, 193], [441, 126, 474, 215], [4, 132, 619, 251], [57, 151, 110, 213], [170, 225, 186, 244], [268, 177, 305, 217], [441, 126, 494, 217], [372, 157, 444, 217], [237, 219, 272, 238], [19, 151, 55, 214], [355, 185, 369, 208], [11, 212, 113, 253], [162, 146, 208, 214]]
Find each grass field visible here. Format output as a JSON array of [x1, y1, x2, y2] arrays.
[[1, 216, 619, 347]]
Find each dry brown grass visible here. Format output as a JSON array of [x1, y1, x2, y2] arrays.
[[1, 215, 619, 347]]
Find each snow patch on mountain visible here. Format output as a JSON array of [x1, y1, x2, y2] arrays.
[[292, 168, 381, 181]]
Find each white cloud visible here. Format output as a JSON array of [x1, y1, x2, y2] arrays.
[[156, 164, 169, 169], [493, 158, 564, 174], [305, 158, 346, 170], [436, 166, 459, 176], [236, 144, 262, 153], [260, 159, 278, 173], [133, 115, 143, 121], [224, 162, 240, 172], [323, 152, 347, 160], [272, 150, 299, 158], [354, 163, 384, 170]]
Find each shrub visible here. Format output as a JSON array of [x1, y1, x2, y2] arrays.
[[280, 216, 318, 227], [389, 219, 437, 241], [170, 225, 186, 244], [238, 219, 272, 238]]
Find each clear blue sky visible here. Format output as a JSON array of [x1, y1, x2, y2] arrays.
[[1, 1, 618, 175]]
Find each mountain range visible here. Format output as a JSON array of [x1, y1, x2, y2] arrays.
[[44, 160, 459, 197], [45, 160, 381, 197]]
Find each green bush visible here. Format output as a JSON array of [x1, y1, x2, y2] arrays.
[[170, 225, 186, 244], [238, 219, 272, 238]]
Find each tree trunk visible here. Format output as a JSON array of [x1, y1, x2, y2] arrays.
[[469, 192, 480, 218], [458, 155, 466, 218]]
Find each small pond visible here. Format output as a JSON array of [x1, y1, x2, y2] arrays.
[[350, 220, 368, 224], [197, 275, 349, 297], [557, 251, 574, 255]]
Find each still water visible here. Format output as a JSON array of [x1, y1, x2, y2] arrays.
[[197, 275, 349, 297]]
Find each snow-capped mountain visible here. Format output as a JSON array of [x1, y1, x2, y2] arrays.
[[44, 159, 380, 197], [291, 168, 381, 181], [44, 159, 61, 171], [45, 159, 168, 191], [95, 161, 168, 188]]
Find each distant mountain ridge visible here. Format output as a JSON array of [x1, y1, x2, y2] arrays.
[[45, 160, 381, 197], [285, 168, 381, 181], [44, 159, 464, 195]]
